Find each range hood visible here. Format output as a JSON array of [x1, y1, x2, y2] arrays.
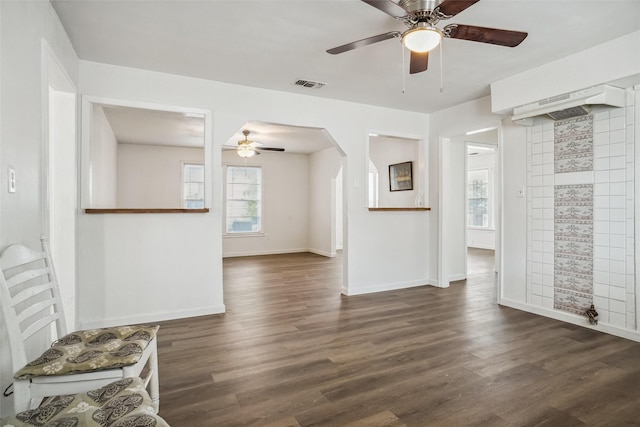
[[511, 84, 626, 123]]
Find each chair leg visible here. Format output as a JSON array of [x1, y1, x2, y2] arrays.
[[148, 339, 160, 413], [13, 379, 32, 413]]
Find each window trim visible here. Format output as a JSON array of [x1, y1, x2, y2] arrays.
[[182, 162, 205, 209], [467, 167, 494, 229], [223, 164, 264, 236]]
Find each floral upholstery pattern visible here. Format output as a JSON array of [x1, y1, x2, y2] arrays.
[[14, 326, 159, 380], [0, 378, 170, 427]]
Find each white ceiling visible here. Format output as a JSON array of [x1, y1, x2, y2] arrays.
[[54, 1, 640, 151], [100, 104, 333, 153], [226, 122, 335, 154], [101, 105, 205, 148]]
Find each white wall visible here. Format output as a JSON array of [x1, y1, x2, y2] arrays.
[[501, 122, 528, 302], [369, 136, 419, 207], [90, 104, 118, 207], [335, 167, 344, 250], [48, 89, 77, 330], [222, 150, 310, 257], [309, 146, 343, 257], [467, 229, 495, 250], [446, 135, 467, 280], [491, 31, 640, 113], [0, 1, 79, 416], [118, 144, 204, 208], [77, 60, 431, 326]]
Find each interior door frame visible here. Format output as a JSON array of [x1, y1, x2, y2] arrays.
[[438, 122, 503, 303], [41, 39, 78, 328]]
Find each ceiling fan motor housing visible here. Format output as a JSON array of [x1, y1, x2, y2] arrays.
[[399, 0, 440, 14]]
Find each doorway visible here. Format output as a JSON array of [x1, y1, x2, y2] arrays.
[[466, 141, 497, 278], [438, 125, 501, 299], [220, 122, 347, 298]]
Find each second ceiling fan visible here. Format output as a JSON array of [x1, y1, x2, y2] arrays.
[[327, 0, 528, 74], [233, 130, 285, 158]]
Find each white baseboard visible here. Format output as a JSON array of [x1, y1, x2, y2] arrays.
[[343, 279, 429, 296], [429, 278, 453, 288], [467, 244, 495, 250], [222, 248, 308, 258], [224, 248, 337, 258], [500, 298, 640, 343], [79, 304, 226, 329], [308, 248, 336, 258]]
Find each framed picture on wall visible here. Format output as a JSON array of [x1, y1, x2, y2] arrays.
[[389, 161, 413, 192]]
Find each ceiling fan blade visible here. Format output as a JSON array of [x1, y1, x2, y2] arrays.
[[256, 147, 285, 152], [327, 31, 400, 54], [443, 24, 528, 47], [409, 51, 429, 74], [435, 0, 480, 18], [361, 0, 407, 18]]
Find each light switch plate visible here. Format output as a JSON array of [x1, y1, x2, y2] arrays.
[[8, 168, 16, 193]]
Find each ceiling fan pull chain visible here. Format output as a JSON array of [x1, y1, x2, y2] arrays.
[[439, 41, 445, 93]]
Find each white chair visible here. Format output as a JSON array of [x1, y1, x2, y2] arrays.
[[0, 235, 159, 414]]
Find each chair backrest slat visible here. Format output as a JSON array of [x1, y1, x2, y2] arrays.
[[0, 235, 69, 374], [22, 313, 61, 341], [6, 267, 50, 289], [17, 298, 56, 325], [11, 282, 54, 307]]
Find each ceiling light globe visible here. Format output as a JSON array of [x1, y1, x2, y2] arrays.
[[237, 146, 256, 158], [402, 27, 442, 53]]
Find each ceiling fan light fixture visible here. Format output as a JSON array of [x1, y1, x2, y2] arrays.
[[402, 25, 442, 53], [237, 145, 256, 158], [237, 129, 256, 158]]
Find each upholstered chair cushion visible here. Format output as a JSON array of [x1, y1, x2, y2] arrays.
[[14, 325, 159, 380], [1, 377, 170, 427]]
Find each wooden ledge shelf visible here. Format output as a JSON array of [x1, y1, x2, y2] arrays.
[[85, 208, 210, 214], [368, 207, 431, 211]]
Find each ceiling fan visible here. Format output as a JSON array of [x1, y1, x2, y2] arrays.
[[231, 130, 285, 158], [327, 0, 528, 74]]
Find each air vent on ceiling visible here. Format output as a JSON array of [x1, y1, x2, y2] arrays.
[[293, 79, 327, 89]]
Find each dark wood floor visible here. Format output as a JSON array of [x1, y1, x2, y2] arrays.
[[156, 250, 640, 426]]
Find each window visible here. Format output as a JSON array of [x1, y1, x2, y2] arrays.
[[467, 168, 490, 228], [226, 166, 262, 233], [183, 163, 205, 208]]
